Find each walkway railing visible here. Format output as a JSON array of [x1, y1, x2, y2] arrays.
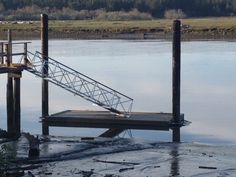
[[26, 51, 133, 117]]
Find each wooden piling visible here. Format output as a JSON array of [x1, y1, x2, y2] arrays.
[[24, 42, 28, 65], [0, 42, 3, 64], [7, 30, 12, 66], [6, 30, 15, 137], [7, 76, 14, 136], [14, 73, 21, 137], [41, 14, 49, 135], [4, 43, 9, 66], [172, 20, 181, 143]]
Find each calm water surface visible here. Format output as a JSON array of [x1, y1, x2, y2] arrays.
[[0, 40, 236, 144]]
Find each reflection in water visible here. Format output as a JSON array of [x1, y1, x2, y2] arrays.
[[40, 137, 49, 157], [170, 144, 180, 177]]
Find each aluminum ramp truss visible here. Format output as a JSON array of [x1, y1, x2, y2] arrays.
[[25, 51, 133, 117]]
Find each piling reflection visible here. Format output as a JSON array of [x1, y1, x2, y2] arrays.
[[170, 144, 180, 176], [40, 136, 49, 158]]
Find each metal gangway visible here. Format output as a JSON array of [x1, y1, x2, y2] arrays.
[[25, 51, 133, 117]]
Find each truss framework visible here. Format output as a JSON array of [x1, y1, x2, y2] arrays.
[[25, 51, 133, 117]]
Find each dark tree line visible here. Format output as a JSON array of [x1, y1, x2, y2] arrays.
[[1, 0, 236, 20]]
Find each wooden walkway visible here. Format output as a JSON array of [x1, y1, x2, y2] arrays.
[[0, 64, 27, 74], [42, 110, 185, 132]]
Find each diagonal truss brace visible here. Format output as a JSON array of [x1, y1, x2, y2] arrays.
[[25, 51, 133, 117]]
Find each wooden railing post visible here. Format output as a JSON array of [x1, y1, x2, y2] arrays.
[[24, 42, 28, 65]]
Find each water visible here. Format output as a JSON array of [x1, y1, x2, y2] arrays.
[[0, 40, 236, 144]]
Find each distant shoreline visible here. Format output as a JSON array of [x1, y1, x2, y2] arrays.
[[1, 18, 236, 40], [1, 31, 235, 41]]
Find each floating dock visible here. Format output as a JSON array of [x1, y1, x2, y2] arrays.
[[43, 110, 185, 131]]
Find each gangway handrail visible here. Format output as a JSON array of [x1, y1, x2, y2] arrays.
[[34, 51, 133, 100], [0, 42, 32, 45], [25, 51, 133, 117]]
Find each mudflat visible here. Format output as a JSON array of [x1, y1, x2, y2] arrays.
[[1, 17, 236, 40], [1, 136, 236, 177]]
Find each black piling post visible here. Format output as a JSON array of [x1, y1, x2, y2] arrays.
[[41, 14, 49, 135], [7, 29, 12, 66], [24, 42, 28, 65], [7, 76, 14, 136], [4, 44, 9, 66], [8, 30, 12, 61], [14, 73, 21, 137], [172, 20, 181, 143], [6, 30, 15, 137], [0, 42, 3, 64]]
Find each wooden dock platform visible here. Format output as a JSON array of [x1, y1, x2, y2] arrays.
[[0, 64, 27, 74], [42, 110, 186, 132]]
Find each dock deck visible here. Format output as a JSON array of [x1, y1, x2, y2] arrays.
[[0, 63, 27, 74], [42, 110, 185, 131]]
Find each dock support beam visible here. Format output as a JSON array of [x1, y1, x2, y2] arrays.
[[172, 20, 181, 143], [41, 14, 49, 135]]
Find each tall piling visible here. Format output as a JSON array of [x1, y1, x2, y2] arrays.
[[14, 73, 21, 137], [172, 20, 181, 143], [6, 30, 14, 136], [0, 42, 3, 64], [7, 76, 14, 136], [41, 14, 49, 135]]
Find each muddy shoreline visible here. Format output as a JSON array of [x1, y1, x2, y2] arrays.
[[2, 18, 236, 40], [1, 135, 236, 177], [1, 29, 236, 40]]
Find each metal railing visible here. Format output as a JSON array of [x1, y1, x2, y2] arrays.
[[26, 51, 133, 117]]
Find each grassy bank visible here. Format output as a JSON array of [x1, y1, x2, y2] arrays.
[[1, 17, 236, 40]]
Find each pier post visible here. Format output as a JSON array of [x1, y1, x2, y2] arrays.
[[41, 14, 49, 135], [4, 44, 8, 65], [172, 20, 181, 143], [0, 42, 3, 64], [7, 30, 12, 66], [13, 72, 21, 137], [24, 42, 28, 65], [6, 30, 15, 137], [7, 76, 14, 136]]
